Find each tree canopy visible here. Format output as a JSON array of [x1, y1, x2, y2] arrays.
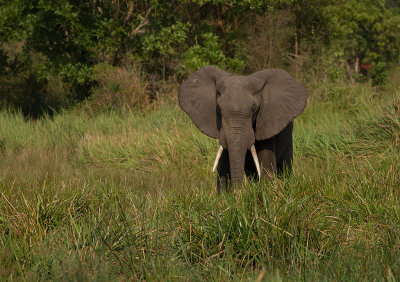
[[0, 0, 399, 116]]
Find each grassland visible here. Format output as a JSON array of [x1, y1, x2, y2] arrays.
[[1, 71, 400, 280]]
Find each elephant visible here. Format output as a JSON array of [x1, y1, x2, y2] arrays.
[[178, 66, 307, 192]]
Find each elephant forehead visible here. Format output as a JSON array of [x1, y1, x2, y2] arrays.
[[219, 76, 251, 92], [218, 83, 255, 112]]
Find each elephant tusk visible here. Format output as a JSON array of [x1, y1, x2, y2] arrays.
[[250, 145, 261, 180], [212, 145, 224, 172]]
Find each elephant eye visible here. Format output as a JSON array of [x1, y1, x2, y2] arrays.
[[251, 104, 257, 112]]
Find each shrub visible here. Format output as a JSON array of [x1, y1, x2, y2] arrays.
[[242, 9, 294, 73], [81, 62, 150, 115], [370, 62, 389, 86], [183, 32, 245, 73]]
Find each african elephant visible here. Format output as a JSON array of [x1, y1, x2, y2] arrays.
[[178, 66, 307, 192]]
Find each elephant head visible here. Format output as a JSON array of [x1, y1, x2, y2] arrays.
[[178, 66, 307, 187]]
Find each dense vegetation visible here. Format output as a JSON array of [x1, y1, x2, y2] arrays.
[[1, 0, 400, 280], [0, 0, 399, 116]]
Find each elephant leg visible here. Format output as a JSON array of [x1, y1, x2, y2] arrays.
[[276, 121, 293, 176], [255, 138, 277, 180], [277, 140, 293, 176], [217, 149, 230, 193]]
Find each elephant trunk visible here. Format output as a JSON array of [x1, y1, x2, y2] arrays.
[[227, 141, 248, 188], [221, 116, 255, 188]]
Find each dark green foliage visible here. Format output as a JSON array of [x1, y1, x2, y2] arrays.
[[0, 0, 399, 116], [327, 0, 400, 68], [371, 62, 390, 86], [183, 32, 245, 73]]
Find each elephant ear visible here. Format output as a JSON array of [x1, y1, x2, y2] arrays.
[[250, 69, 308, 140], [178, 66, 231, 138]]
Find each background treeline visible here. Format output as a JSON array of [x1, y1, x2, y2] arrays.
[[0, 0, 399, 117]]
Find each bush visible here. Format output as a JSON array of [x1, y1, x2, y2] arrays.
[[242, 10, 294, 73], [141, 21, 189, 79], [370, 62, 389, 86], [183, 32, 245, 73], [81, 62, 150, 115]]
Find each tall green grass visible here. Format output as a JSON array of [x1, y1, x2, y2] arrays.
[[1, 72, 400, 280]]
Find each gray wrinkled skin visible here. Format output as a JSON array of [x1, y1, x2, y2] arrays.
[[179, 66, 307, 192]]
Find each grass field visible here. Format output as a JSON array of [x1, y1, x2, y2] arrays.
[[1, 71, 400, 280]]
